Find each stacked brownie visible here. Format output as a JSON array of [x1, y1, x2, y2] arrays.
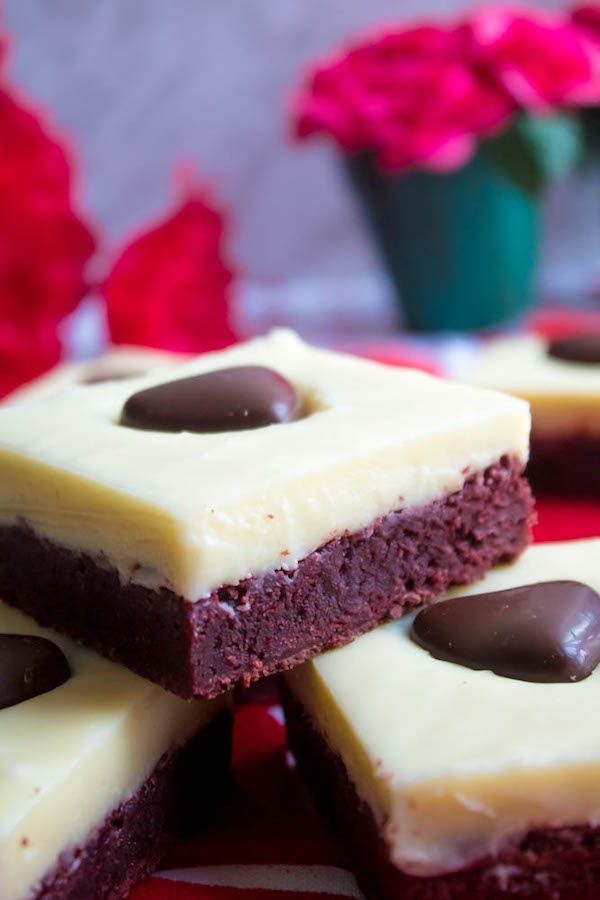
[[466, 332, 600, 495], [0, 605, 232, 900], [283, 539, 600, 898], [0, 328, 536, 898]]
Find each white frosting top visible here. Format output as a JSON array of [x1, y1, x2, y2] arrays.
[[0, 330, 529, 600], [465, 334, 600, 436], [4, 345, 187, 404], [0, 603, 225, 900], [285, 540, 600, 877]]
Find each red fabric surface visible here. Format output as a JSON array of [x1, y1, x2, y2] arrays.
[[525, 308, 600, 338], [130, 493, 599, 899]]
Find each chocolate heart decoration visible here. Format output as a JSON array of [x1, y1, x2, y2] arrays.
[[120, 365, 301, 433], [411, 581, 600, 683], [547, 334, 600, 365], [0, 634, 71, 710]]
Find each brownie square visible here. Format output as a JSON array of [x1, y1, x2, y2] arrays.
[[0, 603, 231, 900], [282, 539, 600, 899], [467, 334, 600, 496], [0, 329, 532, 697]]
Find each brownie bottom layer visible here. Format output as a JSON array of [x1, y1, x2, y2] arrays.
[[281, 687, 600, 900], [31, 711, 232, 900], [0, 456, 533, 699], [528, 434, 600, 496]]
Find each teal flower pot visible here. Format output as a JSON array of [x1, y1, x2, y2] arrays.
[[345, 149, 540, 332]]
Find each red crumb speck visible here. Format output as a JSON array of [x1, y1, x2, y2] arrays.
[[266, 514, 274, 519], [209, 508, 215, 514], [33, 786, 40, 794], [20, 837, 29, 848], [398, 496, 404, 502], [280, 549, 289, 556], [461, 465, 470, 475]]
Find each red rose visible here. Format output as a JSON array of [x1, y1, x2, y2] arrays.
[[294, 23, 515, 172], [571, 4, 600, 80], [103, 183, 237, 353], [293, 6, 600, 172], [572, 3, 600, 38], [0, 87, 96, 397], [466, 5, 600, 109]]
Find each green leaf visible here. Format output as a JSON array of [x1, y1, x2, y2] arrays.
[[483, 113, 584, 196]]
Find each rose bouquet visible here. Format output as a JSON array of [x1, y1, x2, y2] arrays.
[[293, 5, 600, 330]]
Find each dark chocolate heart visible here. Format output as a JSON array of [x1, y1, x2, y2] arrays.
[[0, 634, 71, 710], [120, 365, 301, 433], [411, 581, 600, 683], [547, 334, 600, 365]]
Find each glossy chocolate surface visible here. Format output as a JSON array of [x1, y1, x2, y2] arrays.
[[411, 580, 600, 683], [547, 334, 600, 365], [0, 634, 71, 709], [120, 365, 301, 433]]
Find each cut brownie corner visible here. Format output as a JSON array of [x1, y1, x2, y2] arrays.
[[280, 687, 600, 900], [32, 710, 233, 900]]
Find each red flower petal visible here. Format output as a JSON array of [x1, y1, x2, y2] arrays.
[[467, 5, 600, 109], [0, 86, 96, 397], [103, 184, 237, 353]]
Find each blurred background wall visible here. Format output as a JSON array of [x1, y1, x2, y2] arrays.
[[6, 0, 600, 331]]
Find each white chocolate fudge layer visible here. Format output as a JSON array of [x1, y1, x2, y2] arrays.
[[0, 329, 529, 601], [4, 345, 188, 404], [285, 540, 600, 877], [466, 334, 600, 437], [0, 602, 227, 900]]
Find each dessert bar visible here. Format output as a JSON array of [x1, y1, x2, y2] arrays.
[[0, 603, 230, 900], [0, 329, 533, 698], [283, 539, 600, 899], [466, 332, 600, 495]]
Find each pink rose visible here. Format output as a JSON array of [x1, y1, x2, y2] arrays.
[[294, 24, 515, 173], [293, 6, 600, 173], [571, 4, 600, 85], [572, 4, 600, 40], [466, 5, 600, 109]]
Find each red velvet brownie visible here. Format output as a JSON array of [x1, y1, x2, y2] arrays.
[[283, 540, 600, 899], [466, 333, 600, 496], [0, 602, 231, 900], [0, 329, 533, 698]]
